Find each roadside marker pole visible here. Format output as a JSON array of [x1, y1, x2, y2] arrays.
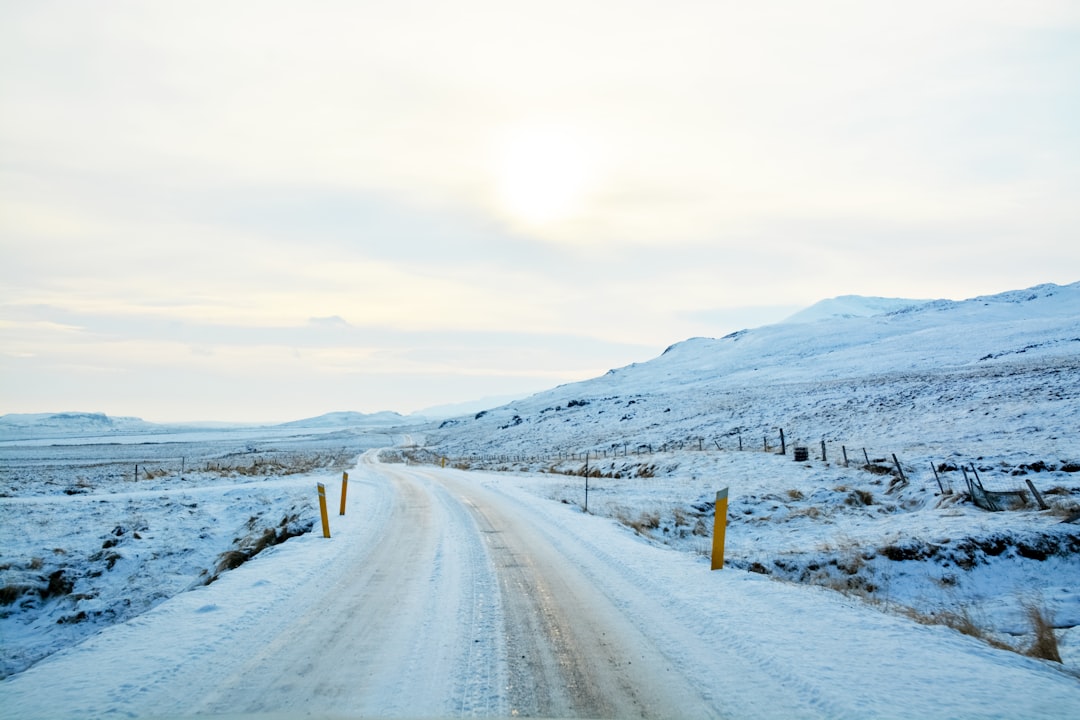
[[584, 452, 590, 513], [711, 488, 729, 571], [317, 483, 331, 538], [339, 472, 349, 516]]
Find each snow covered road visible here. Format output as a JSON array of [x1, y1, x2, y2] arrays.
[[3, 453, 1080, 718]]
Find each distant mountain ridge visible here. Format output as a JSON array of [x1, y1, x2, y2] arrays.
[[428, 280, 1080, 459], [6, 282, 1075, 443], [0, 409, 424, 439], [276, 411, 422, 427], [782, 295, 930, 323], [0, 412, 157, 434]]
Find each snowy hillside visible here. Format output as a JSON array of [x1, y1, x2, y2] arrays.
[[419, 281, 1080, 667], [782, 294, 930, 323], [0, 413, 159, 439], [0, 410, 426, 442], [427, 281, 1080, 460], [276, 410, 424, 428]]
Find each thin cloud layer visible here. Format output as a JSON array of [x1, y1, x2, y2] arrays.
[[2, 1, 1077, 419]]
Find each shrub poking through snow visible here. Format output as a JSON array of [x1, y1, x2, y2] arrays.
[[205, 510, 313, 585], [1024, 602, 1062, 663]]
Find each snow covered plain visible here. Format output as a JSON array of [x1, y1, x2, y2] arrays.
[[0, 424, 400, 679], [1, 281, 1078, 717]]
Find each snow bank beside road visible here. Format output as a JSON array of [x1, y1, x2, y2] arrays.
[[0, 428, 382, 678], [465, 468, 1080, 719]]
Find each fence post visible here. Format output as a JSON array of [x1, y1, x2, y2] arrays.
[[779, 428, 786, 455], [711, 488, 729, 571], [892, 454, 907, 482], [1025, 479, 1049, 510], [317, 483, 331, 538], [584, 452, 589, 513]]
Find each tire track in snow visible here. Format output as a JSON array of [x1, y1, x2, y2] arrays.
[[192, 458, 506, 717], [430, 467, 722, 718]]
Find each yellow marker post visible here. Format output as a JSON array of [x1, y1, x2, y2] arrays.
[[711, 487, 728, 570], [339, 471, 349, 516], [317, 482, 331, 538], [441, 457, 447, 468]]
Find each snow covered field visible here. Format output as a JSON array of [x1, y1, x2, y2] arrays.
[[1, 281, 1078, 717], [0, 424, 400, 678]]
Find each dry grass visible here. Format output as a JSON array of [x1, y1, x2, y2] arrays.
[[0, 584, 34, 606], [1024, 602, 1062, 663], [846, 489, 874, 506], [901, 606, 1015, 652], [614, 507, 661, 536], [1046, 498, 1080, 520], [206, 512, 313, 584], [893, 600, 1062, 663], [791, 506, 823, 519], [203, 451, 353, 478]]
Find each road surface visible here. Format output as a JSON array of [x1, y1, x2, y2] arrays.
[[193, 455, 722, 717], [4, 452, 1080, 718]]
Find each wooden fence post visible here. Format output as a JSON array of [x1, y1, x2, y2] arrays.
[[892, 454, 907, 482], [584, 451, 589, 513], [1025, 479, 1049, 510]]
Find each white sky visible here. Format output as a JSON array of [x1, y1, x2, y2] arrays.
[[2, 0, 1078, 422]]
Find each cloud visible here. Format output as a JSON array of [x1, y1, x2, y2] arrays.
[[1, 1, 1077, 419], [308, 315, 351, 329]]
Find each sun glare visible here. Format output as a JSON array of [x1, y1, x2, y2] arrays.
[[493, 125, 597, 227]]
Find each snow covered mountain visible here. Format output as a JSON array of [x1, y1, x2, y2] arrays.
[[275, 410, 422, 428], [781, 294, 930, 323], [0, 412, 159, 438], [428, 281, 1080, 461], [0, 409, 426, 441]]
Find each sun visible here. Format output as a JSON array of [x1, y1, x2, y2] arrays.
[[492, 125, 597, 227]]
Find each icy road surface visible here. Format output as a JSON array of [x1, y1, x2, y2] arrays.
[[3, 453, 1080, 719]]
